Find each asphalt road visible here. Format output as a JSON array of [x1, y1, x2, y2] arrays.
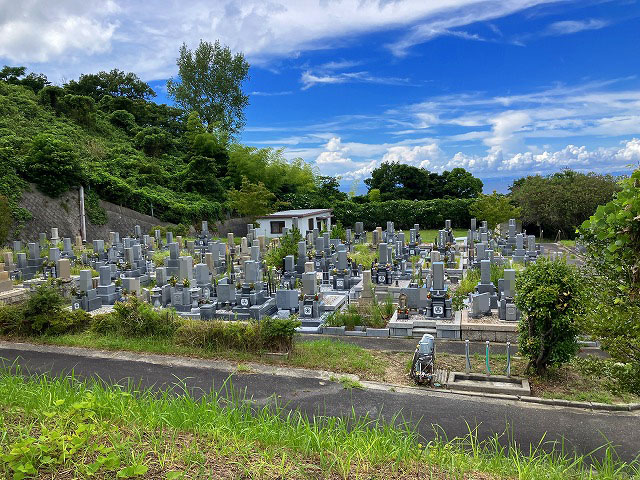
[[0, 342, 637, 463]]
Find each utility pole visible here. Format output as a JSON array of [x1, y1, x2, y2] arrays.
[[79, 186, 86, 242]]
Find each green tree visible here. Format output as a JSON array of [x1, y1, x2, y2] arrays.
[[368, 188, 381, 202], [510, 170, 620, 238], [24, 134, 83, 197], [364, 162, 482, 201], [0, 65, 49, 92], [515, 258, 584, 374], [440, 167, 483, 198], [469, 191, 521, 229], [167, 40, 250, 134], [578, 170, 640, 370], [65, 69, 155, 100], [228, 176, 275, 217]]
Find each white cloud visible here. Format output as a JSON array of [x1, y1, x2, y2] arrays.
[[0, 0, 117, 63], [382, 144, 443, 168], [301, 70, 412, 90], [544, 18, 609, 36], [0, 0, 555, 81], [386, 0, 556, 56], [446, 138, 640, 175]]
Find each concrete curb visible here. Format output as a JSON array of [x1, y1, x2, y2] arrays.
[[0, 340, 637, 413]]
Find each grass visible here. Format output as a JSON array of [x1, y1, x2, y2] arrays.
[[430, 353, 640, 405], [16, 333, 388, 380], [5, 331, 637, 404], [0, 369, 637, 479]]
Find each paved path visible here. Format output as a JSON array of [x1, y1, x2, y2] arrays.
[[0, 342, 637, 462]]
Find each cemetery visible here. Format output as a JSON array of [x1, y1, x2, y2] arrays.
[[2, 10, 640, 479], [4, 210, 636, 405], [0, 216, 541, 341]]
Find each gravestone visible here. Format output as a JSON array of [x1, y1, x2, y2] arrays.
[[475, 259, 498, 308], [97, 265, 117, 304], [178, 256, 193, 282]]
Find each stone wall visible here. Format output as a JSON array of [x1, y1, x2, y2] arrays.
[[10, 184, 254, 244], [13, 185, 171, 243]]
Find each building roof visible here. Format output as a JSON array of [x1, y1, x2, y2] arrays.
[[256, 208, 332, 219]]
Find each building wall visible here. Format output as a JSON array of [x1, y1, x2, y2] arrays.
[[255, 214, 331, 238]]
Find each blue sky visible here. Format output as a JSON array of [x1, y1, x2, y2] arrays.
[[2, 0, 640, 193]]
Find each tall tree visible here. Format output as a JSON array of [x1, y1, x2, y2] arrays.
[[510, 170, 620, 238], [167, 40, 250, 135]]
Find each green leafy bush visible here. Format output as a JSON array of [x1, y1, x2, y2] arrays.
[[579, 169, 640, 369], [576, 356, 640, 395], [24, 284, 66, 334], [260, 316, 300, 351], [175, 319, 260, 351], [47, 309, 91, 335], [101, 296, 179, 337], [0, 285, 90, 336], [109, 109, 137, 133], [265, 228, 302, 268], [325, 305, 364, 330], [0, 304, 28, 335], [24, 134, 84, 197], [516, 258, 584, 373]]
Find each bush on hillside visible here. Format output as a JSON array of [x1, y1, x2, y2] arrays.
[[24, 134, 84, 197], [109, 109, 137, 134]]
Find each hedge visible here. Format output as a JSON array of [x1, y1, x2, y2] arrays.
[[332, 199, 473, 230]]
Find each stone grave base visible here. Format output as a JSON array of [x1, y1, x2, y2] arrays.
[[460, 309, 518, 342], [0, 288, 29, 305], [447, 372, 530, 396]]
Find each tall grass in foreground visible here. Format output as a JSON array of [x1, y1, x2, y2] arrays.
[[0, 368, 637, 479]]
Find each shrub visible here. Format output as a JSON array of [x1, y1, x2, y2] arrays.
[[0, 304, 28, 336], [109, 109, 137, 133], [260, 316, 300, 351], [104, 296, 179, 337], [576, 356, 640, 395], [58, 94, 97, 127], [175, 317, 300, 352], [89, 312, 119, 334], [175, 319, 260, 351], [133, 126, 173, 157], [452, 269, 480, 311], [264, 228, 302, 269], [47, 309, 91, 335], [325, 305, 364, 330], [516, 258, 584, 374], [24, 284, 66, 334], [0, 285, 88, 336]]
